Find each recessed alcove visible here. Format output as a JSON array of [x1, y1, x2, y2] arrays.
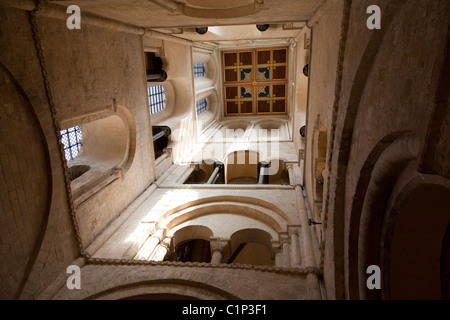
[[68, 165, 91, 181]]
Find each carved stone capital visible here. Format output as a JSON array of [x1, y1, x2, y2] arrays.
[[279, 234, 290, 245], [271, 242, 281, 258], [285, 163, 295, 170], [288, 225, 301, 236], [210, 239, 230, 256]]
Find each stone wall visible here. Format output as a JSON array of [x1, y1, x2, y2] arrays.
[[36, 16, 155, 247], [0, 6, 80, 299], [308, 0, 450, 299], [0, 5, 157, 299], [50, 262, 318, 300]]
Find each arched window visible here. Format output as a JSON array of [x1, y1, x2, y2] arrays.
[[60, 107, 136, 207], [148, 85, 166, 114], [228, 229, 274, 266], [174, 239, 211, 263], [196, 98, 208, 115], [193, 62, 206, 78], [60, 126, 82, 161]]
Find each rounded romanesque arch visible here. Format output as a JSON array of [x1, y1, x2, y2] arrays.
[[165, 225, 213, 263], [380, 176, 450, 300], [0, 61, 52, 300], [158, 195, 292, 233], [322, 0, 433, 299], [84, 278, 240, 300], [345, 132, 418, 299], [345, 133, 421, 300], [225, 150, 260, 184], [228, 228, 275, 266]]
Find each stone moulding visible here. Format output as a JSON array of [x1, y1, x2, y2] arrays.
[[85, 257, 320, 277]]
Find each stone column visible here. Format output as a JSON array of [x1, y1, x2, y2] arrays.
[[206, 162, 224, 184], [210, 239, 229, 264], [210, 250, 223, 264], [287, 163, 296, 186], [150, 237, 171, 261], [289, 227, 302, 267], [257, 161, 270, 184], [275, 252, 283, 267], [279, 234, 291, 268], [132, 227, 163, 261], [294, 184, 321, 299], [272, 243, 282, 267]]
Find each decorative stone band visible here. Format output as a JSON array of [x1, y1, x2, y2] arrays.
[[86, 257, 321, 277], [30, 1, 85, 255]]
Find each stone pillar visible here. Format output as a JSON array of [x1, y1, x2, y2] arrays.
[[206, 162, 224, 184], [294, 184, 321, 299], [132, 227, 164, 261], [150, 237, 171, 261], [210, 250, 223, 264], [275, 252, 283, 267], [272, 243, 282, 267], [257, 161, 270, 184], [287, 163, 295, 186], [289, 227, 302, 267], [209, 239, 229, 264], [279, 234, 291, 268]]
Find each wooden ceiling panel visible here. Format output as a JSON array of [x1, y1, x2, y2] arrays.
[[222, 47, 288, 117]]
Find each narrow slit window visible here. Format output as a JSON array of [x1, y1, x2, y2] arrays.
[[148, 85, 166, 114], [196, 98, 208, 115], [193, 63, 206, 78], [61, 126, 82, 161]]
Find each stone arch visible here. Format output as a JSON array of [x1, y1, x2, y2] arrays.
[[60, 106, 137, 206], [380, 175, 450, 300], [228, 228, 275, 266], [215, 119, 252, 141], [346, 132, 421, 300], [0, 16, 82, 299], [165, 225, 214, 263], [255, 158, 290, 185], [159, 195, 292, 225], [151, 77, 192, 129], [252, 118, 290, 141], [346, 131, 415, 299], [183, 159, 220, 184], [229, 228, 273, 253], [193, 47, 220, 130], [322, 0, 410, 299], [225, 150, 260, 184], [85, 279, 240, 300], [0, 60, 52, 299], [169, 225, 213, 248], [164, 203, 284, 234]]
